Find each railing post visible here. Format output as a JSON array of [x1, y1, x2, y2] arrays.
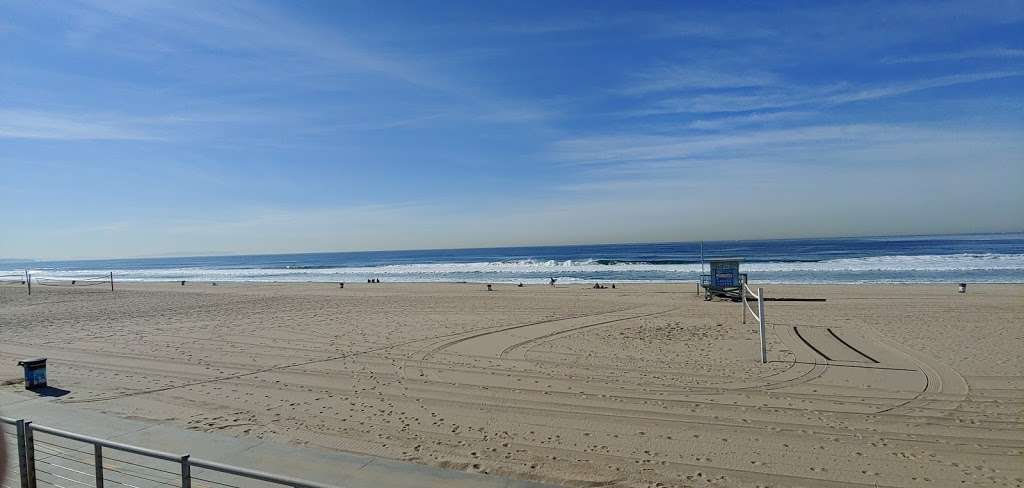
[[180, 454, 191, 488], [15, 420, 28, 488], [757, 287, 767, 364], [94, 444, 105, 488], [741, 285, 747, 324], [24, 422, 35, 488]]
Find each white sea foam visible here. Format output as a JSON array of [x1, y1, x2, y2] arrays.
[[5, 253, 1022, 283]]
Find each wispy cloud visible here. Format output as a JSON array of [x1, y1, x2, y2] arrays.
[[471, 106, 555, 123], [549, 124, 1024, 203], [620, 65, 779, 95], [552, 123, 1023, 168], [64, 0, 448, 91], [882, 47, 1024, 64], [683, 111, 813, 130], [0, 109, 158, 141], [824, 71, 1024, 104], [652, 20, 776, 40], [638, 71, 1024, 114], [553, 124, 894, 166], [495, 13, 626, 35]]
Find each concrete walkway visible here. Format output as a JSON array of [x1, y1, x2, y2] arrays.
[[0, 390, 554, 488]]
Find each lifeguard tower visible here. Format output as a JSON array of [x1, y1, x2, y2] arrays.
[[699, 258, 747, 301]]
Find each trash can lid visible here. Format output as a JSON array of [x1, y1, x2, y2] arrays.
[[17, 358, 47, 366]]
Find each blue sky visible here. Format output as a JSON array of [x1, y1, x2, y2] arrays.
[[1, 0, 1022, 259]]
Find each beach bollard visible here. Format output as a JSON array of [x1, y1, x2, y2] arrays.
[[958, 283, 966, 293], [17, 358, 47, 390]]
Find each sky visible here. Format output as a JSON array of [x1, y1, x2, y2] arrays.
[[1, 0, 1022, 259]]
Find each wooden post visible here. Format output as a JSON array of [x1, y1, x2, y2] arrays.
[[16, 420, 28, 488], [110, 272, 114, 292], [25, 270, 31, 296], [24, 421, 36, 488], [758, 287, 767, 364], [741, 285, 746, 324]]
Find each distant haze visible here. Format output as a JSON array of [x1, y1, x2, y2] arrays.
[[1, 1, 1022, 260]]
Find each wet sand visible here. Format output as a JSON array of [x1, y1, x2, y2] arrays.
[[1, 282, 1021, 487]]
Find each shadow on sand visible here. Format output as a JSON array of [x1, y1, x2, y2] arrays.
[[29, 386, 72, 398]]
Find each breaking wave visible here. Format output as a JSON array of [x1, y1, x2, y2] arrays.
[[10, 253, 1023, 284]]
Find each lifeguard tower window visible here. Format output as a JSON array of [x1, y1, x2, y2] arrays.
[[700, 258, 748, 301]]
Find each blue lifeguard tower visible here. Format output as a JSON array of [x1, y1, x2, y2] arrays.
[[699, 258, 747, 301]]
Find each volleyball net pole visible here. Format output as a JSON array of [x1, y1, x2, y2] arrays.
[[742, 283, 767, 364]]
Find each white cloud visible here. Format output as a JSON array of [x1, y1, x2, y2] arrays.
[[553, 124, 900, 165], [638, 71, 1024, 114], [495, 13, 626, 35], [822, 71, 1024, 105], [683, 111, 812, 130], [620, 65, 779, 95], [552, 123, 1024, 172], [882, 47, 1024, 64], [0, 109, 157, 140], [64, 0, 447, 90]]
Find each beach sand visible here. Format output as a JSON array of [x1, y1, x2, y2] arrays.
[[1, 282, 1021, 487]]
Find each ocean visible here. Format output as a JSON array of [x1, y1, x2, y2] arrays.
[[3, 233, 1023, 285]]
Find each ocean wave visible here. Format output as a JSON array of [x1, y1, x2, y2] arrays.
[[5, 253, 1022, 283]]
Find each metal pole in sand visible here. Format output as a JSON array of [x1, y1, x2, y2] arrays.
[[25, 270, 31, 296], [110, 272, 114, 291]]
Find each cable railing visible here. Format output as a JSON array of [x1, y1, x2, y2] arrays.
[[0, 416, 338, 488], [741, 283, 768, 364]]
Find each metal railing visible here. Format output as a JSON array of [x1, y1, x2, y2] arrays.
[[696, 273, 748, 289], [0, 416, 338, 488], [742, 283, 767, 364]]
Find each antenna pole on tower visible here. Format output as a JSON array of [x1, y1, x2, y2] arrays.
[[698, 241, 705, 295], [700, 241, 705, 274]]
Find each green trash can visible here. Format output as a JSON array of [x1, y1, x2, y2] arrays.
[[17, 357, 47, 389]]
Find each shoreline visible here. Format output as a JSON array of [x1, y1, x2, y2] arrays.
[[10, 278, 1024, 285]]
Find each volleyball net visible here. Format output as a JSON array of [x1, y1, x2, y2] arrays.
[[33, 273, 113, 287], [0, 271, 116, 293], [0, 272, 28, 285]]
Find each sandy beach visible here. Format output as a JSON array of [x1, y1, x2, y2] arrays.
[[1, 282, 1021, 487]]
